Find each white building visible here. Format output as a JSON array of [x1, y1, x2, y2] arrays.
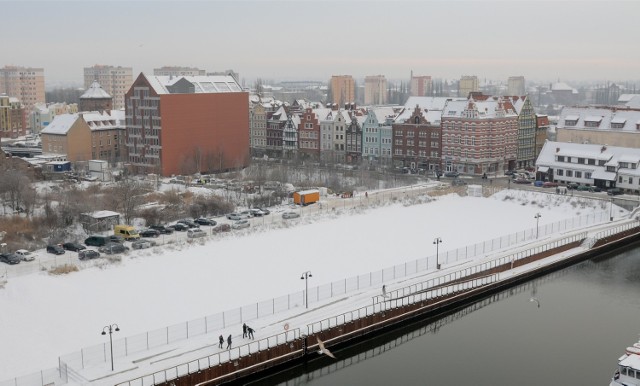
[[536, 140, 640, 192]]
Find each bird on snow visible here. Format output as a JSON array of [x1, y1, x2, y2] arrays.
[[529, 297, 540, 308], [317, 337, 336, 359]]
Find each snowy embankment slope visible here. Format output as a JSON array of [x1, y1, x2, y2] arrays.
[[0, 189, 623, 379]]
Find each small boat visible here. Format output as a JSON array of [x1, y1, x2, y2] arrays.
[[610, 339, 640, 386]]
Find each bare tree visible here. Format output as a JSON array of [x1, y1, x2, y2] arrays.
[[108, 178, 150, 224]]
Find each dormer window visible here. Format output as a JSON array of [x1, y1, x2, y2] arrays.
[[584, 116, 602, 128], [611, 117, 626, 129], [564, 115, 579, 126]]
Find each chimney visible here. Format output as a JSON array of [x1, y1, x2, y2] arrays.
[[556, 147, 560, 153]]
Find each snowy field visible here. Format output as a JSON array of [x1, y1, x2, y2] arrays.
[[0, 189, 622, 379]]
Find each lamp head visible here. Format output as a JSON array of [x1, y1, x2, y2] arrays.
[[115, 327, 120, 332], [101, 331, 106, 335]]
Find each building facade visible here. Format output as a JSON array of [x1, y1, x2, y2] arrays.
[[362, 107, 395, 163], [392, 105, 442, 172], [125, 73, 249, 176], [507, 76, 525, 96], [265, 105, 287, 158], [555, 106, 640, 148], [298, 107, 321, 160], [330, 75, 355, 107], [410, 75, 433, 97], [345, 114, 364, 163], [458, 75, 479, 98], [249, 103, 268, 156], [364, 75, 387, 105], [441, 98, 518, 175], [535, 115, 549, 160], [0, 66, 45, 111], [79, 81, 113, 113], [0, 96, 26, 139], [84, 65, 133, 110], [282, 114, 300, 159]]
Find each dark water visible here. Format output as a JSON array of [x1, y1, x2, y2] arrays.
[[252, 246, 640, 386]]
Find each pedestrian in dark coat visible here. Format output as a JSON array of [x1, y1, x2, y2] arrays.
[[218, 335, 224, 349], [227, 334, 232, 349], [243, 323, 247, 338], [247, 326, 254, 339]]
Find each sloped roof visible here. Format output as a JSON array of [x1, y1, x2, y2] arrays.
[[143, 74, 242, 95], [80, 81, 111, 99], [40, 114, 79, 135], [557, 107, 640, 131]]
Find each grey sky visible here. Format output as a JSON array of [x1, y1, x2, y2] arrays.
[[3, 1, 639, 86]]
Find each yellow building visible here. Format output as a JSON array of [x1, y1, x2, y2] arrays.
[[330, 75, 355, 107], [0, 96, 25, 139]]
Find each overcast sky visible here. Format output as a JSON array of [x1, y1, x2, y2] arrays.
[[3, 1, 639, 87]]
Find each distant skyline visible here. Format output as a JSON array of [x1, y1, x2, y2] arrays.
[[3, 1, 640, 88]]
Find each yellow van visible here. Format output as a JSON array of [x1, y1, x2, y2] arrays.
[[114, 225, 140, 240]]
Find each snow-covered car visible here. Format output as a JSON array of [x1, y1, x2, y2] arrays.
[[14, 249, 37, 261], [250, 208, 264, 217], [226, 213, 243, 220], [98, 242, 129, 255], [78, 249, 100, 260], [282, 211, 300, 219], [231, 220, 250, 229], [0, 253, 20, 265], [212, 224, 231, 233], [187, 228, 207, 238], [131, 240, 152, 249]]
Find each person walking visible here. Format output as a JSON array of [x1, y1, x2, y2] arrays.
[[243, 323, 247, 338], [247, 326, 254, 339], [227, 334, 232, 349], [218, 334, 224, 349]]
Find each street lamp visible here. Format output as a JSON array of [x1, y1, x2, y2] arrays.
[[300, 271, 312, 309], [610, 198, 614, 221], [101, 323, 120, 371], [534, 213, 542, 239], [433, 237, 442, 269]]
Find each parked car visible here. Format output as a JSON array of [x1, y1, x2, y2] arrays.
[[98, 242, 129, 255], [62, 242, 86, 252], [14, 249, 37, 261], [84, 235, 109, 247], [169, 223, 188, 231], [187, 228, 207, 238], [195, 218, 216, 226], [590, 186, 602, 192], [533, 180, 544, 187], [178, 219, 199, 228], [542, 182, 559, 188], [566, 183, 580, 190], [576, 185, 591, 191], [78, 249, 100, 260], [149, 225, 174, 234], [250, 208, 264, 217], [139, 229, 161, 238], [131, 239, 152, 249], [231, 219, 250, 229], [258, 208, 271, 215], [444, 171, 460, 178], [46, 244, 65, 255], [0, 253, 21, 265], [282, 211, 300, 219], [212, 223, 231, 233], [226, 213, 243, 220], [109, 235, 125, 244], [240, 210, 253, 218], [513, 178, 531, 184], [608, 188, 623, 196]]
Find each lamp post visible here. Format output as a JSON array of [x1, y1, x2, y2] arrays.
[[433, 237, 442, 270], [534, 213, 542, 239], [610, 198, 614, 221], [102, 323, 120, 371], [300, 271, 312, 309]]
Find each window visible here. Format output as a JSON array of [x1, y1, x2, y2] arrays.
[[575, 171, 582, 178], [587, 158, 595, 165], [566, 170, 573, 177], [585, 172, 592, 179], [619, 176, 623, 183], [578, 158, 585, 164], [630, 177, 634, 184], [557, 169, 564, 176]]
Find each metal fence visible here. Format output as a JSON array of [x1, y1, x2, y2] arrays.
[[114, 328, 301, 386]]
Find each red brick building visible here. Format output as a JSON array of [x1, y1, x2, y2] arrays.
[[392, 105, 442, 172], [298, 107, 321, 160], [125, 73, 249, 176]]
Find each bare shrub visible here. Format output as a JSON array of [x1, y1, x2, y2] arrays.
[[49, 264, 79, 275]]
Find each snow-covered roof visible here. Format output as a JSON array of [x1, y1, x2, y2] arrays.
[[442, 99, 517, 119], [85, 210, 120, 219], [551, 82, 577, 93], [618, 94, 640, 103], [40, 114, 78, 135], [40, 110, 125, 135], [557, 107, 640, 131], [143, 74, 243, 95], [80, 80, 111, 99], [403, 96, 463, 111]]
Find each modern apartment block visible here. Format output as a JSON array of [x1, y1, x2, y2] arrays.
[[458, 75, 479, 98], [330, 75, 355, 107], [410, 75, 433, 97], [153, 66, 206, 77], [0, 96, 26, 139], [125, 73, 249, 176], [364, 75, 387, 105], [83, 65, 133, 110], [0, 66, 45, 111], [507, 76, 525, 96]]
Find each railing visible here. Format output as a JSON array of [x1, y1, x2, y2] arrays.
[[115, 328, 301, 386], [592, 220, 640, 241]]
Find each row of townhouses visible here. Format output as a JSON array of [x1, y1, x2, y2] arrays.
[[250, 94, 541, 175]]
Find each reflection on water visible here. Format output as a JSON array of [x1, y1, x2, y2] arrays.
[[252, 247, 640, 386]]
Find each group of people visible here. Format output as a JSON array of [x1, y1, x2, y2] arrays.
[[243, 323, 255, 339], [217, 324, 257, 350]]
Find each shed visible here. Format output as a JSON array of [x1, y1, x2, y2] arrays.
[[80, 210, 120, 232]]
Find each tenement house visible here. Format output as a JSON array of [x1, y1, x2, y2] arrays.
[[555, 106, 640, 148]]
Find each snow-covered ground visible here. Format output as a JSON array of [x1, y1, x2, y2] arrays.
[[0, 188, 626, 380]]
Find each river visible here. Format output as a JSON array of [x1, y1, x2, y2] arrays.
[[250, 245, 640, 386]]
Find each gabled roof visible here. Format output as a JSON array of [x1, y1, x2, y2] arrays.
[[80, 81, 111, 99], [41, 114, 78, 135], [40, 110, 125, 135]]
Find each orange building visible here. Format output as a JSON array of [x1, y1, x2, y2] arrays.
[[330, 75, 355, 107], [125, 73, 249, 177]]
